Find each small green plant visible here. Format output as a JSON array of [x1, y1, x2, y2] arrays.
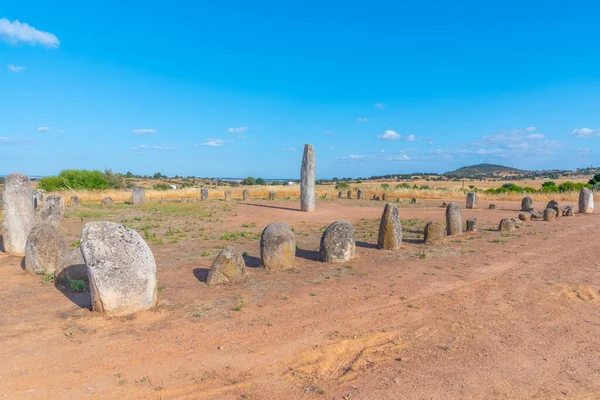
[[309, 293, 317, 297], [418, 250, 426, 259], [70, 240, 80, 247], [200, 251, 211, 257], [69, 280, 86, 292], [41, 272, 56, 284], [241, 222, 256, 228]]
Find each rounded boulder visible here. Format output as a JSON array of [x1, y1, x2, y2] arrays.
[[207, 246, 248, 285], [260, 222, 295, 271], [24, 223, 66, 275], [319, 220, 355, 263]]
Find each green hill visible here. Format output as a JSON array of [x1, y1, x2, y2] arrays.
[[444, 163, 525, 179]]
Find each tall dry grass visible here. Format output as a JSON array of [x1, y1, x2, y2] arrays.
[[53, 184, 582, 204]]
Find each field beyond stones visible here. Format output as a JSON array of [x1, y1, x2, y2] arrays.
[[1, 196, 600, 399]]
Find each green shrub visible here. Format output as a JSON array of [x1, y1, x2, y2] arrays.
[[38, 169, 110, 191], [335, 182, 350, 190], [153, 183, 171, 191], [69, 280, 87, 292], [380, 183, 390, 191], [395, 183, 411, 190]]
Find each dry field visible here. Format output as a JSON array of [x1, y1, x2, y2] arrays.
[[1, 196, 600, 399]]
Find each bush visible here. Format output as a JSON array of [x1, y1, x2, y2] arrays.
[[104, 169, 125, 189], [395, 183, 411, 190], [38, 170, 109, 191], [153, 183, 171, 191], [241, 176, 256, 185], [255, 178, 266, 185], [335, 182, 350, 190], [380, 183, 390, 191]]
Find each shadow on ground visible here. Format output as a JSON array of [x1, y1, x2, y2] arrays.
[[356, 241, 377, 249], [296, 248, 320, 261], [193, 268, 210, 282], [238, 203, 301, 212]]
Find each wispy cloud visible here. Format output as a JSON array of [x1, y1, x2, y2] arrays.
[[357, 117, 368, 122], [37, 126, 50, 132], [132, 144, 148, 151], [152, 144, 176, 151], [572, 128, 600, 138], [283, 147, 296, 152], [527, 133, 545, 139], [406, 134, 416, 141], [0, 137, 33, 145], [374, 103, 385, 109], [377, 129, 400, 140], [226, 126, 248, 134], [324, 131, 334, 135], [0, 18, 59, 48], [133, 128, 157, 135], [384, 154, 411, 161], [7, 64, 24, 72], [198, 138, 227, 147]]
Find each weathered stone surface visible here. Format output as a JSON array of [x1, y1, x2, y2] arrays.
[[510, 217, 523, 228], [207, 246, 248, 285], [466, 192, 478, 209], [579, 188, 594, 214], [357, 189, 364, 200], [243, 189, 249, 200], [410, 198, 417, 204], [489, 204, 496, 210], [518, 212, 531, 221], [324, 192, 330, 199], [521, 196, 534, 211], [347, 190, 352, 199], [132, 186, 146, 205], [382, 193, 387, 201], [319, 220, 355, 263], [70, 196, 80, 206], [24, 223, 66, 275], [561, 205, 574, 216], [339, 191, 344, 198], [546, 200, 559, 209], [300, 144, 316, 212], [424, 222, 445, 245], [57, 247, 88, 282], [32, 189, 46, 209], [260, 222, 295, 271], [201, 187, 209, 200], [268, 191, 276, 200], [499, 218, 515, 232], [550, 204, 562, 219], [101, 197, 113, 206], [1, 173, 35, 255], [466, 216, 477, 232], [531, 210, 544, 219], [37, 195, 65, 227], [81, 221, 157, 316], [377, 203, 402, 250], [544, 208, 557, 222], [446, 202, 462, 236], [224, 190, 232, 201]]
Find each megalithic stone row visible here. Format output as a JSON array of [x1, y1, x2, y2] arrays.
[[579, 188, 594, 214], [521, 196, 534, 211], [424, 221, 445, 245], [446, 202, 462, 236], [300, 144, 316, 212], [132, 186, 146, 205], [377, 203, 402, 250], [24, 223, 66, 275], [207, 246, 248, 286], [1, 173, 35, 255], [81, 221, 158, 316], [319, 220, 355, 263], [466, 192, 478, 209], [201, 187, 209, 200], [260, 222, 295, 271]]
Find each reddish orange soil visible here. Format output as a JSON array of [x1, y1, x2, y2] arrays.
[[1, 199, 600, 399]]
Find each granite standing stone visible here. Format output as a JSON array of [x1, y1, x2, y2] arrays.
[[101, 197, 113, 206], [339, 191, 344, 198], [300, 144, 316, 212], [81, 221, 157, 316], [446, 202, 462, 236], [70, 195, 80, 206], [269, 191, 276, 200], [347, 190, 352, 199], [579, 188, 594, 214], [466, 216, 477, 232], [518, 212, 531, 221], [37, 195, 65, 227], [32, 189, 46, 209], [377, 203, 403, 250], [499, 218, 515, 232], [489, 204, 496, 210], [224, 190, 232, 201], [1, 173, 35, 255], [201, 187, 209, 200], [382, 193, 387, 201], [57, 247, 88, 282], [424, 222, 445, 245], [24, 223, 66, 275], [466, 192, 478, 209], [410, 198, 418, 204], [319, 220, 355, 263], [260, 222, 295, 271], [521, 196, 534, 212], [544, 208, 557, 222], [243, 189, 249, 200], [207, 246, 248, 285], [357, 189, 364, 200], [132, 186, 146, 205], [561, 205, 574, 216]]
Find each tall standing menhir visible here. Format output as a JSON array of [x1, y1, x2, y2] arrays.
[[300, 144, 316, 212]]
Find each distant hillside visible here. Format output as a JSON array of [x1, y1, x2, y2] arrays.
[[444, 164, 525, 179]]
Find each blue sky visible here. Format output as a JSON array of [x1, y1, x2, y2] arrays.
[[2, 1, 600, 179]]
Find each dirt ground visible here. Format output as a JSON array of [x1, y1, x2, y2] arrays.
[[1, 197, 599, 399]]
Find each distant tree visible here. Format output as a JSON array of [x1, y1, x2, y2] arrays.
[[256, 177, 266, 185], [332, 177, 339, 182], [125, 171, 134, 178], [241, 176, 256, 185], [153, 172, 164, 179]]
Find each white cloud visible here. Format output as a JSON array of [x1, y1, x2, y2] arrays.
[[406, 134, 416, 141], [357, 117, 368, 122], [132, 144, 148, 151], [526, 133, 545, 139], [374, 103, 385, 109], [133, 128, 157, 135], [572, 128, 600, 138], [0, 137, 32, 145], [152, 144, 176, 151], [283, 147, 296, 152], [0, 18, 59, 48], [525, 126, 537, 132], [349, 154, 366, 159], [226, 126, 248, 134], [384, 154, 411, 161], [428, 141, 434, 145], [37, 126, 50, 132], [199, 138, 226, 147], [377, 129, 400, 140], [7, 64, 24, 72]]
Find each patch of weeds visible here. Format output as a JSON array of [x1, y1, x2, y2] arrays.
[[491, 239, 506, 244], [70, 240, 80, 247], [345, 265, 354, 269], [309, 293, 317, 297], [157, 286, 165, 293], [418, 250, 426, 259], [232, 296, 245, 311], [41, 272, 56, 284], [64, 330, 73, 339], [69, 280, 87, 292], [200, 251, 211, 257], [241, 222, 256, 228]]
